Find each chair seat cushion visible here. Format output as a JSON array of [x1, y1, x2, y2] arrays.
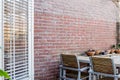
[[99, 77, 120, 80]]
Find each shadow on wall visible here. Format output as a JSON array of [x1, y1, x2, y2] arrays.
[[116, 22, 120, 45]]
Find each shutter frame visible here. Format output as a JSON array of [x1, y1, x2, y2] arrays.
[[3, 0, 33, 80]]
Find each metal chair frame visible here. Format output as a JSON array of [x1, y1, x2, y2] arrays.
[[89, 56, 120, 80], [59, 54, 89, 80]]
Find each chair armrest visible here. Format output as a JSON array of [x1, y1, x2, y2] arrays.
[[61, 66, 78, 71], [90, 72, 120, 78], [116, 74, 120, 78]]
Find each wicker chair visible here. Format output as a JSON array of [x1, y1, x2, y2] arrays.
[[60, 54, 89, 80], [89, 56, 120, 80]]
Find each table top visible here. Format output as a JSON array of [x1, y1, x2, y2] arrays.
[[77, 54, 120, 67], [77, 56, 90, 63]]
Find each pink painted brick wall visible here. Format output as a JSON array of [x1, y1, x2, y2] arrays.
[[34, 0, 117, 80]]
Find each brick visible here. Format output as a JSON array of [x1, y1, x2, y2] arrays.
[[34, 0, 117, 80]]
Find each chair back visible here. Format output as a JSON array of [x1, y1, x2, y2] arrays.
[[61, 54, 79, 68], [90, 57, 116, 74]]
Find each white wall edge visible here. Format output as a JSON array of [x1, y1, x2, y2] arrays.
[[28, 0, 34, 80], [0, 0, 4, 80]]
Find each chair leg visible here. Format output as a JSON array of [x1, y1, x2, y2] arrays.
[[93, 74, 96, 80], [89, 73, 93, 80], [59, 67, 62, 80], [114, 77, 118, 80], [77, 71, 81, 80], [63, 70, 66, 80], [96, 74, 99, 80]]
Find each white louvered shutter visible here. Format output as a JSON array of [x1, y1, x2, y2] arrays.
[[3, 0, 32, 80]]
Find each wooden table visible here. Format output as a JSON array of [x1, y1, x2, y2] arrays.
[[77, 54, 120, 67]]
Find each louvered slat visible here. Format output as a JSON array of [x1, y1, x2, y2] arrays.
[[4, 0, 29, 80]]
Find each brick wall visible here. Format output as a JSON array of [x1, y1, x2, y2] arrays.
[[34, 0, 117, 80]]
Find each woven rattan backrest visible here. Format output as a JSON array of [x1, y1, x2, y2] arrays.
[[61, 54, 78, 68], [91, 57, 114, 74]]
